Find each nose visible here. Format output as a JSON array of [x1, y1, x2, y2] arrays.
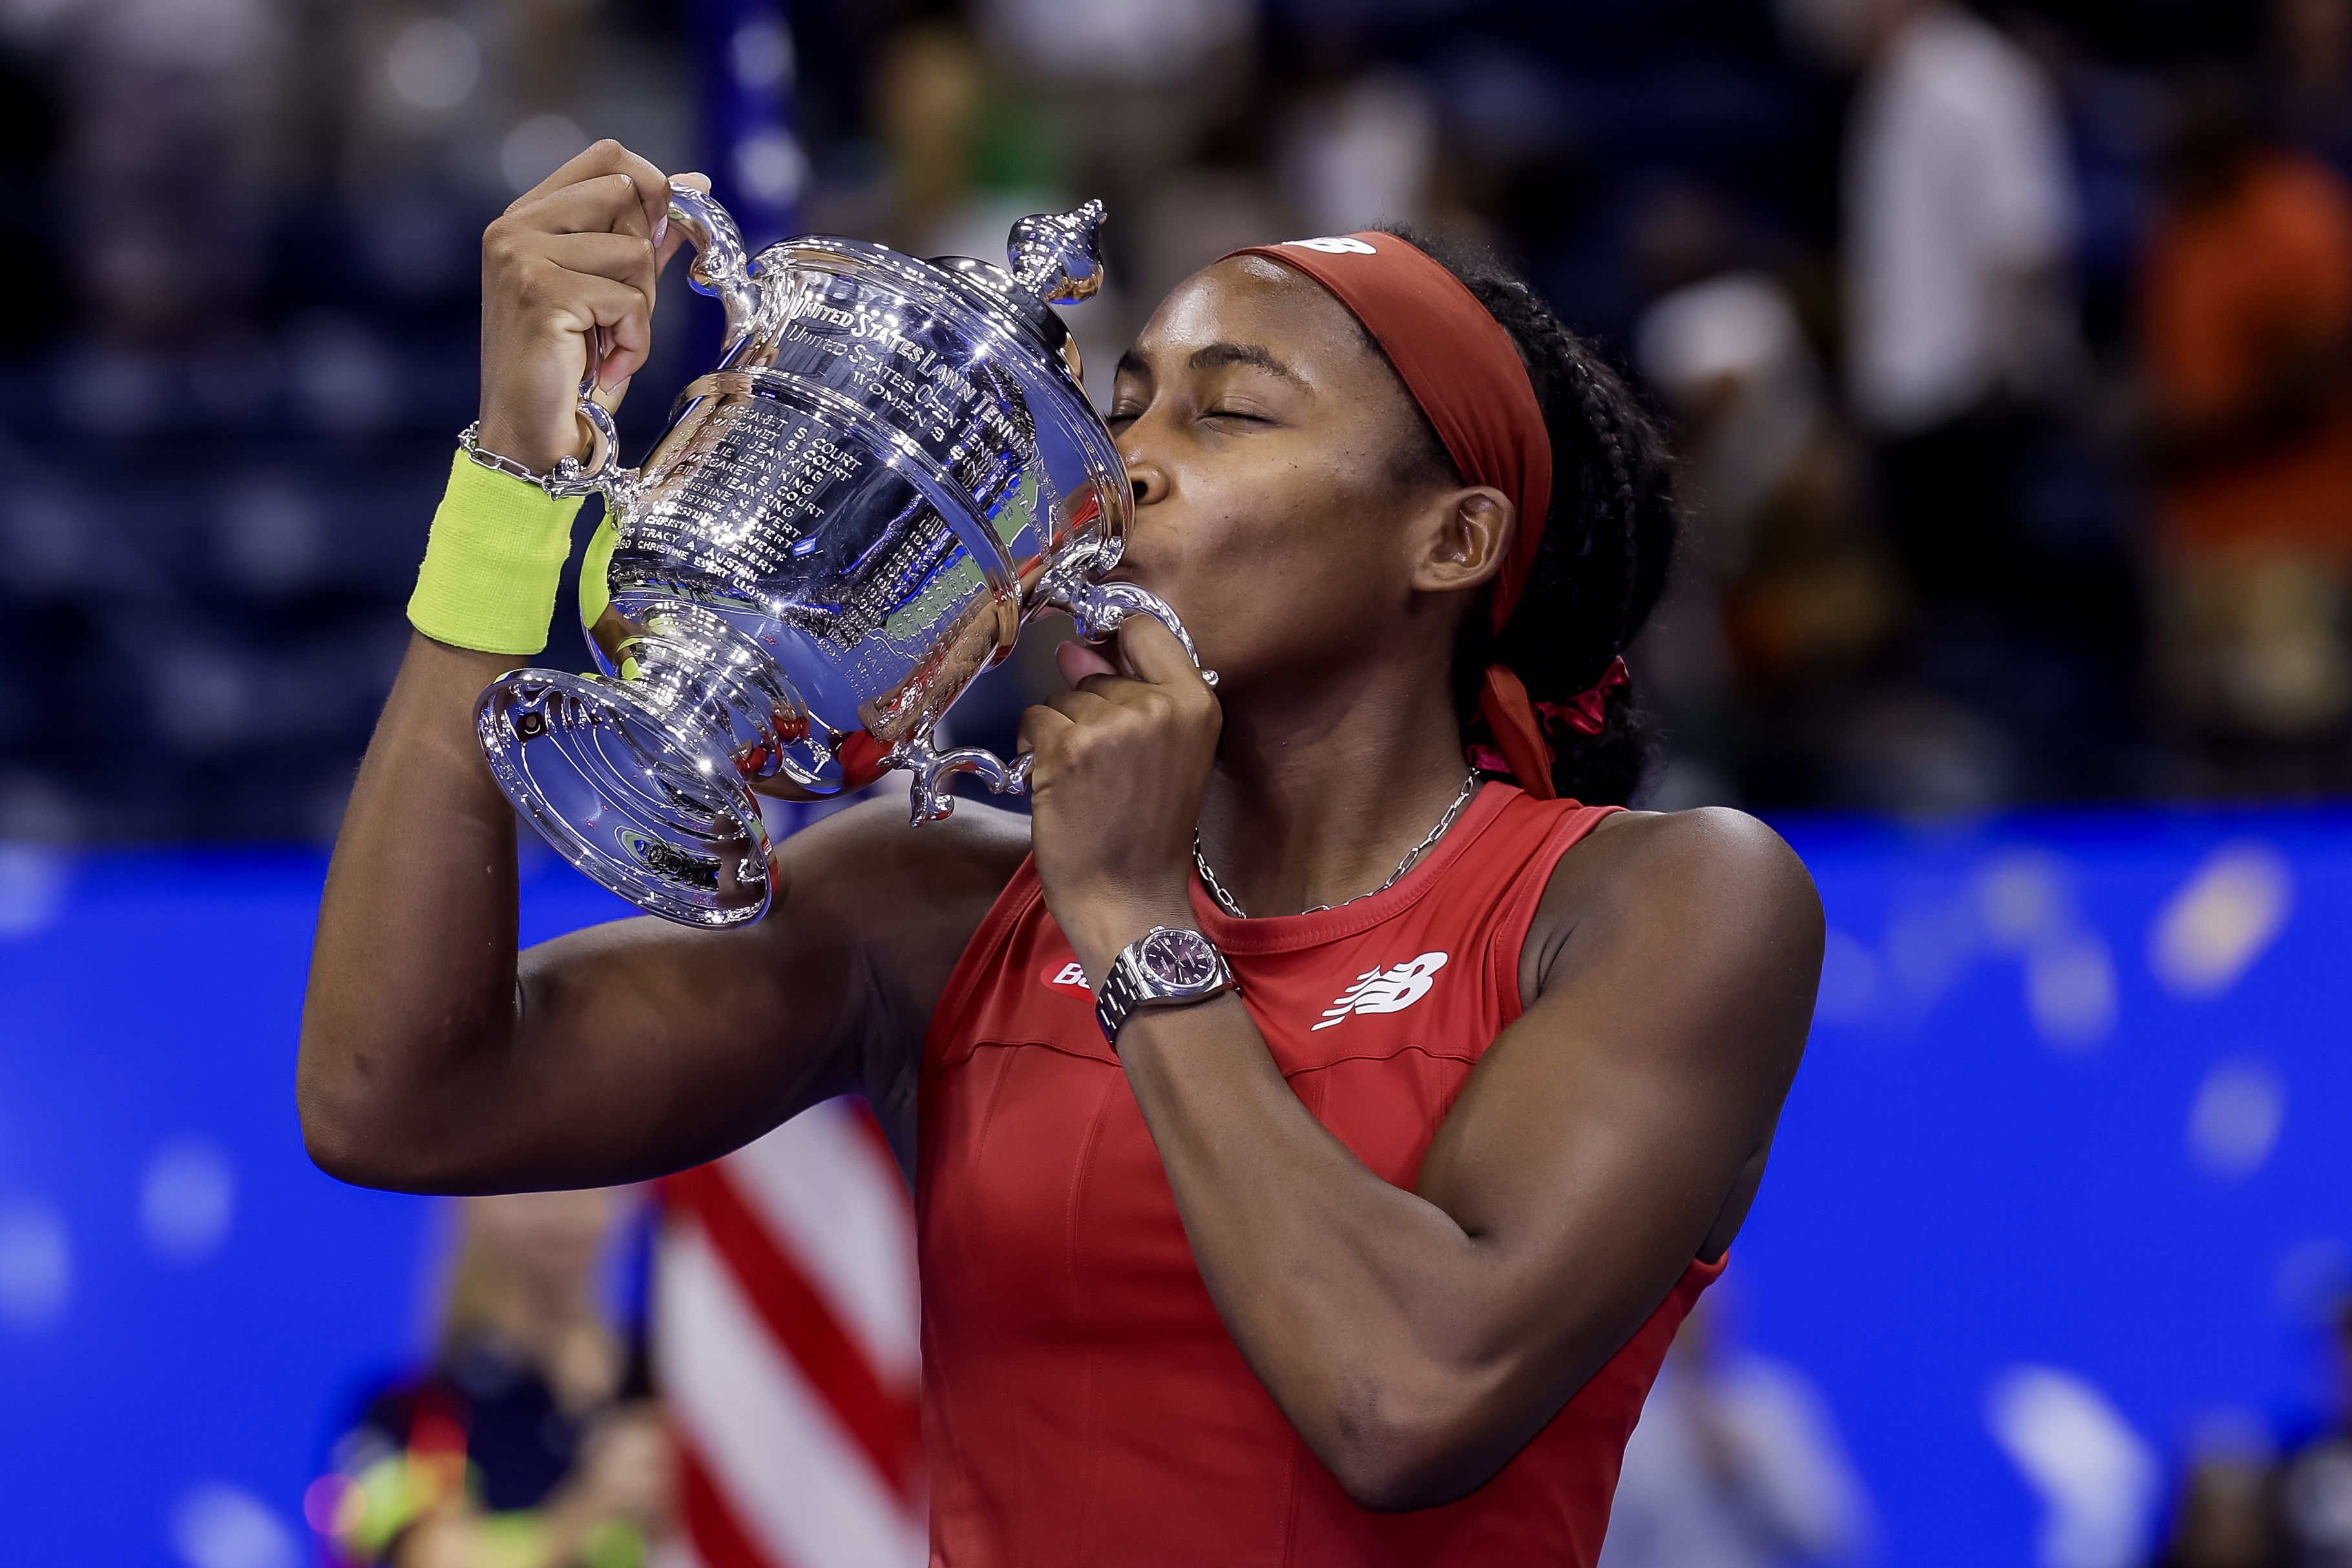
[[1121, 442, 1170, 509]]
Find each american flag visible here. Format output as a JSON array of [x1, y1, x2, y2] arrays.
[[654, 1096, 926, 1568]]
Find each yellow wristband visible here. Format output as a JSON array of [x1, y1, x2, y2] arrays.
[[406, 448, 586, 656], [578, 516, 619, 631]]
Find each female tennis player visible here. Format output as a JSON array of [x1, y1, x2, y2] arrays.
[[300, 140, 1823, 1564]]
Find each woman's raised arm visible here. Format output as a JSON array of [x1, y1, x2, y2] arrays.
[[297, 627, 1018, 1194], [298, 141, 1024, 1195]]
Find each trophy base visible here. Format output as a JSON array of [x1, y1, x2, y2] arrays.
[[477, 670, 780, 928]]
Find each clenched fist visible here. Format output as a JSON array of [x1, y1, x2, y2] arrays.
[[475, 140, 706, 474], [1022, 616, 1223, 979]]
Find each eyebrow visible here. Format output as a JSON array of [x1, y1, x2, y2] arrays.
[[1113, 342, 1309, 390], [1188, 341, 1308, 388]]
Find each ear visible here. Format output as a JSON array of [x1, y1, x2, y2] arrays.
[[1408, 486, 1514, 595]]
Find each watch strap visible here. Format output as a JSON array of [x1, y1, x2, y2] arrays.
[[1095, 927, 1235, 1048], [1094, 962, 1142, 1045]]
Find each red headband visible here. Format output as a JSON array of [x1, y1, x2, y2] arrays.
[[1223, 231, 1593, 797]]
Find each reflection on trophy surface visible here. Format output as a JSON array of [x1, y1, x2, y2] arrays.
[[475, 183, 1210, 929]]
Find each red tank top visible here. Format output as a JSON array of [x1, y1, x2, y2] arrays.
[[916, 784, 1723, 1567]]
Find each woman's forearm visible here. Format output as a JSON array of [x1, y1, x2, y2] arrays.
[[1052, 825, 1798, 1514], [1110, 996, 1559, 1511]]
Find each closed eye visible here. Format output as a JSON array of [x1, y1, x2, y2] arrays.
[[1102, 402, 1273, 431]]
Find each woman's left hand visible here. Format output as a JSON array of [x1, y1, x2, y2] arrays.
[[1020, 614, 1221, 981]]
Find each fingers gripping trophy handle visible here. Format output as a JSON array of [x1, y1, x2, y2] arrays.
[[543, 177, 758, 505], [1053, 580, 1217, 687], [895, 578, 1216, 825]]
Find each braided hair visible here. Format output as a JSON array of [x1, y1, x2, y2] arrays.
[[1367, 224, 1678, 806]]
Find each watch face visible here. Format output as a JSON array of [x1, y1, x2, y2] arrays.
[[1140, 927, 1220, 987]]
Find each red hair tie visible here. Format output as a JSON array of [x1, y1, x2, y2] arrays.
[[1476, 665, 1550, 797], [1223, 231, 1615, 798], [1537, 656, 1629, 737], [1470, 658, 1628, 797]]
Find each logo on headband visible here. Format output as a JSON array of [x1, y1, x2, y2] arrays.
[[1283, 236, 1378, 255]]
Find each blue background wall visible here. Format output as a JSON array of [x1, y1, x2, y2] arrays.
[[0, 810, 2344, 1565], [0, 844, 629, 1568]]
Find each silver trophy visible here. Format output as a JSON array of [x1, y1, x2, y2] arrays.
[[475, 182, 1206, 928]]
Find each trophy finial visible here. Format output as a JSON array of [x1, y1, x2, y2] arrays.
[[1007, 200, 1107, 306]]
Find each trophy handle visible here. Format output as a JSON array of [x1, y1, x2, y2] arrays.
[[895, 733, 1027, 826], [1039, 572, 1217, 688], [544, 381, 635, 503], [665, 178, 762, 351], [892, 573, 1215, 826]]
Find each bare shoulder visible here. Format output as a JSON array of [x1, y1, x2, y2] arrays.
[[1579, 805, 1818, 910], [1521, 805, 1823, 1011]]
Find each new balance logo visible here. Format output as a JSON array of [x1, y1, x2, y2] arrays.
[[1312, 952, 1449, 1030]]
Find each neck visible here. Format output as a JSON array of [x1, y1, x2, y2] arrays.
[[1195, 644, 1481, 917]]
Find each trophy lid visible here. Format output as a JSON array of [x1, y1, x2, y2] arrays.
[[923, 200, 1106, 384], [924, 255, 1072, 357]]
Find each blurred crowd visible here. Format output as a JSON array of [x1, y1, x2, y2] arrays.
[[1599, 1290, 1875, 1568], [2151, 1299, 2352, 1568], [0, 0, 2347, 835], [315, 1187, 673, 1568]]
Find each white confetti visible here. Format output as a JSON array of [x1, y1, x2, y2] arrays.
[[1986, 1364, 2159, 1568], [1977, 850, 2075, 953], [0, 844, 66, 938], [2024, 932, 2117, 1052], [2187, 1059, 2285, 1179], [2150, 842, 2292, 999], [142, 1136, 236, 1263], [1813, 928, 1881, 1025], [0, 1196, 70, 1333], [169, 1483, 297, 1568]]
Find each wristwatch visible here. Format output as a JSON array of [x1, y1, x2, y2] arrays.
[[1095, 926, 1238, 1048]]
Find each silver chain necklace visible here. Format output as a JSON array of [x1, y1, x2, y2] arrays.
[[1193, 771, 1481, 919]]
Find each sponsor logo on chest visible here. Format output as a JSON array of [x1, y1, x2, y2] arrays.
[[1312, 951, 1449, 1031]]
